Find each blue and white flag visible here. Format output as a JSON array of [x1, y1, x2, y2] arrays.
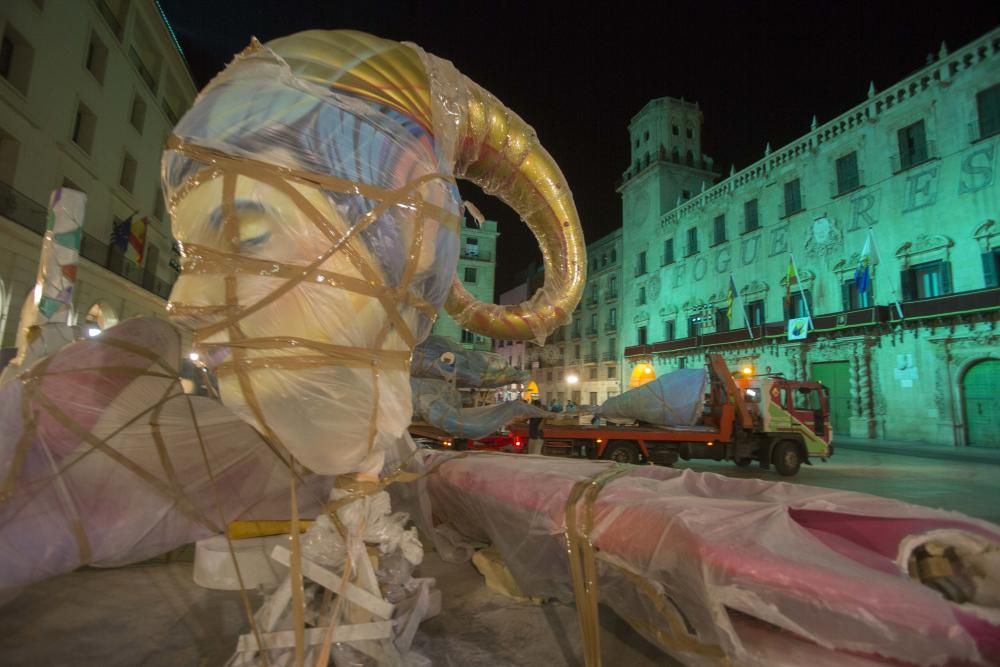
[[854, 228, 880, 295], [110, 214, 133, 252]]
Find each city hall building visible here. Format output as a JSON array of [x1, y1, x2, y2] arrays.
[[620, 28, 1000, 448]]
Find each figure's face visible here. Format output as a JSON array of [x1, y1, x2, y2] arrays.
[[167, 172, 452, 475]]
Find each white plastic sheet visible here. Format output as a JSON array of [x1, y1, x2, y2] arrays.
[[597, 368, 708, 426], [422, 451, 1000, 666]]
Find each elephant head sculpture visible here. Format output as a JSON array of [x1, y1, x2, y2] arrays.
[[164, 31, 586, 478]]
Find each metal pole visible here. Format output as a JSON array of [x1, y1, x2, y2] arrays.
[[789, 252, 813, 328]]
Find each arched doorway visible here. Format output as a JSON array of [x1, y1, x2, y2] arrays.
[[963, 359, 999, 448], [83, 302, 119, 337], [629, 363, 656, 389]]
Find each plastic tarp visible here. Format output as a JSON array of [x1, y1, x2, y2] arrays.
[[0, 318, 329, 601], [597, 368, 707, 426], [421, 451, 1000, 666], [411, 377, 548, 439], [410, 335, 529, 389]]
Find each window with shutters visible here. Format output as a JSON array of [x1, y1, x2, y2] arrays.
[[636, 326, 647, 346], [783, 178, 803, 216], [607, 366, 616, 379], [685, 227, 698, 256], [897, 121, 929, 171], [663, 320, 675, 341], [835, 152, 860, 194], [900, 260, 952, 300], [785, 290, 813, 320], [983, 249, 1000, 288], [636, 251, 647, 276], [715, 308, 729, 332], [464, 267, 477, 283], [688, 315, 702, 337], [842, 279, 872, 310], [713, 215, 726, 245], [975, 83, 1000, 140], [746, 299, 765, 326], [744, 199, 759, 233], [662, 238, 674, 265]]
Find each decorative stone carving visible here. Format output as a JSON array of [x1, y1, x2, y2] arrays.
[[895, 234, 954, 266], [972, 219, 997, 252], [648, 275, 661, 300], [805, 216, 843, 258]]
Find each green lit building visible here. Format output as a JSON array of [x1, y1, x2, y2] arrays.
[[620, 28, 1000, 447], [431, 218, 499, 352]]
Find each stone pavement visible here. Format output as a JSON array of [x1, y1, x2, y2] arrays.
[[834, 435, 1000, 465]]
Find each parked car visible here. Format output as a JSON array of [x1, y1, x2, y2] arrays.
[[469, 430, 525, 453]]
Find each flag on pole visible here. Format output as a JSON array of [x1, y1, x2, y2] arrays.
[[110, 214, 133, 252], [783, 255, 797, 310], [126, 216, 147, 265], [854, 228, 880, 295], [725, 275, 737, 319]]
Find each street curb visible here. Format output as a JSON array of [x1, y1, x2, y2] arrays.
[[833, 441, 1000, 466]]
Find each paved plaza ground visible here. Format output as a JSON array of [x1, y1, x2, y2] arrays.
[[0, 445, 996, 666]]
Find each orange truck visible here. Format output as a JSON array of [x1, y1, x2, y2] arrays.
[[510, 354, 833, 476]]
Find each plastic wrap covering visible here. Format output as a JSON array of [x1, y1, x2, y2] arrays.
[[410, 335, 529, 388], [411, 378, 548, 439], [261, 30, 586, 344], [597, 368, 708, 426], [421, 451, 1000, 666], [163, 35, 462, 477], [0, 318, 329, 600]]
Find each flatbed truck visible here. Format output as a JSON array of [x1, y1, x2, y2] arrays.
[[510, 355, 833, 476]]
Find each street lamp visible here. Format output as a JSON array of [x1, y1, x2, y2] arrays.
[[566, 373, 579, 385]]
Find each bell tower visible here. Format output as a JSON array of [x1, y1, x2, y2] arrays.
[[618, 97, 717, 231]]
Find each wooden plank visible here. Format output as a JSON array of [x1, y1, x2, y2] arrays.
[[236, 622, 393, 652], [270, 546, 395, 619]]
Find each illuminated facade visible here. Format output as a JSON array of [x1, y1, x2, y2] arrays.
[[621, 28, 1000, 447], [526, 229, 624, 408], [430, 218, 499, 352], [0, 0, 196, 349]]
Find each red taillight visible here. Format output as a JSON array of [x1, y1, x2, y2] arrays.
[[514, 437, 523, 449]]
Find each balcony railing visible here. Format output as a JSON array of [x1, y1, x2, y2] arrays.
[[605, 289, 618, 302], [587, 295, 599, 307], [585, 326, 598, 337], [604, 322, 617, 332], [1, 180, 174, 301], [571, 329, 582, 339], [601, 351, 616, 361], [584, 354, 597, 363]]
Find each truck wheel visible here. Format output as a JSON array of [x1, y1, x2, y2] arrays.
[[772, 441, 802, 476], [603, 441, 640, 465], [734, 458, 754, 467]]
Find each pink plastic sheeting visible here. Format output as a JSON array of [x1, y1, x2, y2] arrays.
[[421, 451, 1000, 666], [0, 318, 328, 601]]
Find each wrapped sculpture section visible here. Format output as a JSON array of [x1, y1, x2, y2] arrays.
[[163, 30, 586, 479], [411, 377, 548, 440], [597, 368, 708, 426], [422, 451, 1000, 666], [410, 335, 529, 389], [0, 318, 329, 600]]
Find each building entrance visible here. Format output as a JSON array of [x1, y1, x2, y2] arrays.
[[810, 361, 850, 437], [963, 360, 999, 448]]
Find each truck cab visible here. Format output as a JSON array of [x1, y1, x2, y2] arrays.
[[741, 376, 833, 472]]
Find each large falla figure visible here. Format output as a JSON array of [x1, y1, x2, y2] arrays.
[[0, 30, 585, 608], [164, 30, 586, 481]]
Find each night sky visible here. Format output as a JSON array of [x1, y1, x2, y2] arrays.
[[158, 0, 999, 294]]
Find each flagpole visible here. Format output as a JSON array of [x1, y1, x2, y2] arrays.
[[867, 228, 904, 320], [732, 273, 754, 339], [789, 252, 813, 329]]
